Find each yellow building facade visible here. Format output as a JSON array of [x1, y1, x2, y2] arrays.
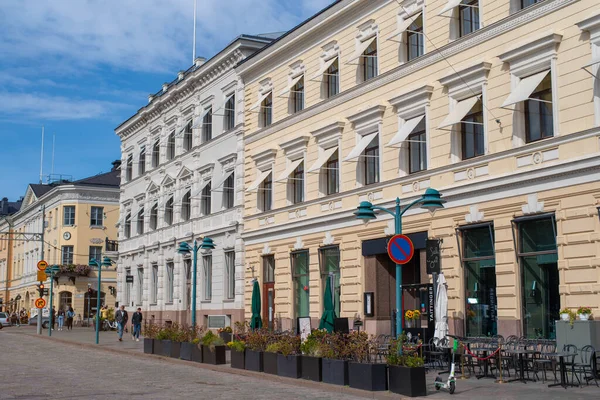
[[237, 0, 600, 339], [0, 166, 120, 319]]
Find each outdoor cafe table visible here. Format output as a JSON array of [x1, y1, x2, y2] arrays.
[[547, 352, 579, 389], [472, 344, 499, 380], [505, 349, 537, 383]]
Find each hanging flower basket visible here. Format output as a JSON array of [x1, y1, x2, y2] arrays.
[[54, 264, 92, 277]]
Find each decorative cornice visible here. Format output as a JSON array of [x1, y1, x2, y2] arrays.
[[577, 12, 600, 43], [280, 135, 310, 155], [251, 148, 277, 170], [388, 84, 433, 119], [311, 121, 345, 149]]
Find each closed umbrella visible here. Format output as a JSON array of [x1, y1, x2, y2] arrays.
[[434, 273, 448, 340], [250, 280, 262, 330], [318, 277, 336, 332]]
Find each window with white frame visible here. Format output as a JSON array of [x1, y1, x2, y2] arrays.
[[520, 0, 544, 10], [278, 136, 308, 205], [166, 131, 175, 160], [325, 60, 339, 98], [248, 150, 276, 212], [63, 206, 75, 226], [89, 246, 102, 262], [291, 161, 304, 204], [348, 21, 378, 83], [291, 77, 304, 113], [364, 136, 379, 185], [183, 120, 193, 151], [202, 108, 212, 142], [62, 246, 74, 265], [309, 122, 343, 196], [314, 42, 340, 99], [203, 254, 212, 301], [499, 33, 561, 147], [257, 172, 272, 212], [90, 206, 104, 227], [201, 182, 211, 215], [124, 213, 131, 238], [362, 41, 378, 81], [166, 262, 174, 303], [124, 267, 131, 306], [137, 207, 144, 235], [260, 94, 273, 127], [126, 154, 133, 181], [136, 267, 143, 305], [151, 140, 160, 167], [223, 173, 235, 209], [164, 197, 174, 226], [388, 5, 424, 63], [577, 14, 600, 127], [181, 190, 191, 221], [224, 95, 236, 130], [139, 146, 146, 175], [407, 15, 424, 61], [149, 203, 158, 230], [439, 0, 481, 40], [225, 251, 235, 300], [151, 264, 158, 304]]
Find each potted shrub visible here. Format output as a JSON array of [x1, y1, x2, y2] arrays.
[[228, 339, 246, 369], [300, 330, 326, 382], [264, 342, 280, 375], [158, 323, 182, 359], [245, 329, 268, 372], [201, 331, 226, 365], [560, 308, 576, 327], [180, 325, 203, 362], [142, 322, 160, 354], [347, 331, 387, 391], [321, 332, 350, 386], [276, 334, 302, 379], [218, 326, 233, 343], [404, 309, 420, 328], [387, 334, 426, 397], [577, 306, 593, 321]]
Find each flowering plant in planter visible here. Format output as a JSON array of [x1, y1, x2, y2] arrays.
[[577, 306, 592, 315], [300, 329, 328, 357], [245, 328, 271, 352], [201, 331, 225, 350], [386, 334, 424, 367], [386, 333, 426, 397], [560, 308, 577, 326], [56, 264, 91, 277], [227, 340, 246, 352], [218, 326, 232, 334]]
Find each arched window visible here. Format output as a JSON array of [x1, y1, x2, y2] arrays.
[[150, 203, 158, 230], [165, 197, 174, 225], [137, 208, 145, 235], [59, 291, 73, 311], [182, 191, 191, 221]]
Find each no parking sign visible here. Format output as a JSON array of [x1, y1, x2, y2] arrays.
[[387, 234, 414, 265]]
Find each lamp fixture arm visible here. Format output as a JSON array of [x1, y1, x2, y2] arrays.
[[399, 197, 423, 217], [370, 205, 396, 218]]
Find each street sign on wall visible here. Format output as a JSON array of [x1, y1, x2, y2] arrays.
[[387, 234, 414, 265], [426, 239, 441, 274], [126, 275, 134, 283]]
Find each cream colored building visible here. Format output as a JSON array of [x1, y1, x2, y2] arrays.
[[0, 165, 120, 318], [237, 0, 600, 339]]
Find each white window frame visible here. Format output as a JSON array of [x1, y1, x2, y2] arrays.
[[439, 0, 483, 41], [577, 14, 600, 127], [224, 250, 235, 300], [136, 267, 143, 306], [203, 254, 212, 301], [139, 146, 146, 175], [90, 206, 104, 227], [387, 0, 425, 63], [347, 20, 379, 84], [151, 264, 158, 304], [61, 246, 74, 265], [124, 267, 131, 306], [166, 262, 174, 303], [278, 136, 309, 206], [308, 121, 343, 197], [248, 149, 276, 212], [63, 206, 75, 226]]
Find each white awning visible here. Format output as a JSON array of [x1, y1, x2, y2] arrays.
[[438, 0, 464, 16], [438, 96, 479, 129], [347, 37, 377, 64], [583, 57, 600, 69], [386, 13, 422, 41], [191, 179, 212, 197], [501, 70, 549, 108], [250, 90, 272, 111], [387, 115, 424, 147], [307, 147, 338, 173], [343, 132, 378, 162], [246, 170, 272, 192], [276, 158, 304, 182], [279, 75, 304, 97], [192, 107, 211, 129], [212, 170, 234, 190], [311, 57, 338, 80]]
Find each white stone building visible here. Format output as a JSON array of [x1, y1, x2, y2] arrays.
[[115, 35, 274, 327]]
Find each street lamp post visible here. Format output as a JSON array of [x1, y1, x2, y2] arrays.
[[177, 237, 216, 327], [44, 265, 60, 336], [89, 257, 113, 345], [354, 188, 445, 337]]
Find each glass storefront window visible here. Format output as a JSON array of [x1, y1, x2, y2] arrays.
[[461, 225, 497, 337], [291, 251, 310, 318], [517, 216, 559, 339], [319, 246, 341, 315]]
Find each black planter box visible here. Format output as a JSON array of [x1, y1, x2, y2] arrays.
[[161, 340, 181, 358], [348, 362, 387, 391], [231, 350, 245, 369], [263, 352, 278, 375], [388, 365, 427, 397], [277, 354, 302, 379], [219, 332, 232, 343], [245, 350, 264, 372], [180, 342, 193, 361], [144, 338, 154, 354], [153, 339, 163, 356], [301, 356, 322, 381], [191, 344, 203, 363], [202, 345, 226, 365], [322, 358, 349, 386]]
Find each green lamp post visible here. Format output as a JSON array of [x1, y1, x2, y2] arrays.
[[89, 256, 113, 345], [44, 265, 60, 337], [354, 188, 445, 337], [177, 237, 216, 327]]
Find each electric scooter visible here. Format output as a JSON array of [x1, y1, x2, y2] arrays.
[[434, 337, 458, 394]]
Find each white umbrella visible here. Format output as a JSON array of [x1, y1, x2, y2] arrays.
[[434, 273, 449, 340]]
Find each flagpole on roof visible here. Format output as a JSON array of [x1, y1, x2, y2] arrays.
[[39, 125, 44, 184], [192, 0, 197, 63]]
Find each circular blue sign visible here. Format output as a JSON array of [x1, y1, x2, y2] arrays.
[[387, 234, 415, 265]]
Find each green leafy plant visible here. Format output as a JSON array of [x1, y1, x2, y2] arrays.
[[346, 331, 374, 363], [560, 308, 577, 327], [142, 322, 161, 339], [277, 334, 301, 356], [218, 326, 232, 334], [201, 330, 225, 350], [227, 340, 246, 352], [234, 321, 249, 337], [265, 342, 280, 353], [191, 338, 200, 345], [245, 328, 272, 352], [320, 332, 351, 360], [386, 333, 424, 368], [300, 329, 328, 357], [577, 306, 592, 315]]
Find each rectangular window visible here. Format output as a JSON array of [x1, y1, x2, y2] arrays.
[[201, 183, 211, 215], [151, 264, 158, 304], [152, 140, 160, 167], [521, 0, 543, 9], [164, 197, 174, 226], [203, 255, 212, 301], [126, 155, 133, 181], [260, 94, 272, 127], [167, 132, 175, 160], [363, 41, 378, 81], [223, 173, 235, 209], [124, 213, 131, 238], [319, 246, 341, 315], [259, 173, 272, 212], [137, 267, 143, 305], [61, 246, 74, 265], [408, 119, 427, 173], [184, 120, 193, 151], [225, 251, 235, 300], [407, 14, 424, 61], [137, 208, 144, 235], [459, 0, 480, 37], [150, 204, 158, 230], [516, 216, 559, 339], [291, 251, 310, 319], [181, 191, 191, 221], [292, 77, 304, 114], [461, 100, 484, 160], [263, 255, 275, 283], [364, 136, 380, 185], [63, 206, 75, 226], [89, 246, 102, 262], [325, 59, 339, 98], [326, 150, 339, 195], [90, 206, 104, 227], [292, 162, 304, 204], [202, 108, 212, 142], [139, 147, 146, 175], [525, 73, 553, 143], [166, 262, 174, 303], [461, 224, 496, 337], [124, 267, 131, 306], [224, 95, 236, 131]]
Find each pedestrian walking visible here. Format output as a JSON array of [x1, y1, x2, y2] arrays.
[[66, 307, 74, 330], [51, 307, 56, 330], [57, 308, 65, 331], [115, 305, 128, 342], [131, 308, 142, 342]]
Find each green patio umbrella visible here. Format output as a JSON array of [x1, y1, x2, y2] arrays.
[[250, 280, 263, 330], [319, 277, 336, 332]]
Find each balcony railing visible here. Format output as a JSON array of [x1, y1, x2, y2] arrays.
[[105, 238, 119, 252]]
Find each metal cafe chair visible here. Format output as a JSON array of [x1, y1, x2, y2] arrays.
[[562, 344, 579, 385], [533, 342, 557, 383], [574, 345, 599, 387]]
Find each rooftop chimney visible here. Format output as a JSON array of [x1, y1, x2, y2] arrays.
[[194, 57, 206, 68]]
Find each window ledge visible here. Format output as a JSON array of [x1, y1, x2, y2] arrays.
[[222, 299, 235, 303], [201, 300, 212, 304], [90, 226, 105, 230], [164, 302, 173, 306]]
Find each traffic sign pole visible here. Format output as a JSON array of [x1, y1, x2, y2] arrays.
[[37, 205, 45, 335]]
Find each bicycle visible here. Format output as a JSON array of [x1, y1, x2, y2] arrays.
[[102, 319, 118, 331]]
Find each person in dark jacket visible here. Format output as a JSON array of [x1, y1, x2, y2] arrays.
[[131, 308, 143, 342], [51, 307, 56, 330], [115, 306, 128, 342]]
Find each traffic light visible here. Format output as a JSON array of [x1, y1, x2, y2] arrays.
[[37, 283, 45, 297]]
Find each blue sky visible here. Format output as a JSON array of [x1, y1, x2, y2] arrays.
[[0, 0, 333, 201]]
